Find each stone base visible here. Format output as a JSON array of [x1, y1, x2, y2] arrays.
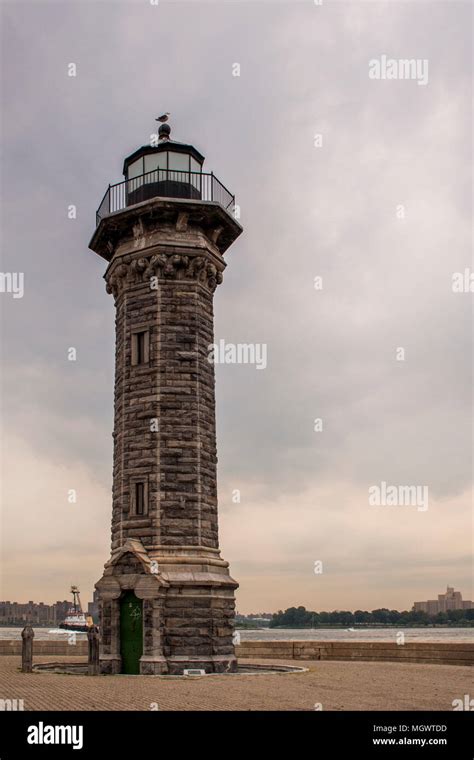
[[98, 654, 236, 676], [95, 541, 239, 676], [139, 656, 169, 675], [99, 655, 122, 675], [166, 655, 237, 675]]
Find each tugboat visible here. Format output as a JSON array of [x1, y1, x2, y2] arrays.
[[59, 586, 93, 632]]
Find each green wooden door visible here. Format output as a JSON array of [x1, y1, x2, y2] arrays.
[[120, 591, 143, 674]]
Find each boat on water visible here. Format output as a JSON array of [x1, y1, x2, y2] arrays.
[[59, 585, 94, 632]]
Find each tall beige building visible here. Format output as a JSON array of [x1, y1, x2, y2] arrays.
[[413, 586, 473, 614]]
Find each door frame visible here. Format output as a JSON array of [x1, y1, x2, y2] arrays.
[[119, 590, 143, 674]]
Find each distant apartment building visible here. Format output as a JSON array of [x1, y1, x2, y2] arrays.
[[87, 590, 99, 623], [0, 600, 70, 626], [413, 586, 473, 615]]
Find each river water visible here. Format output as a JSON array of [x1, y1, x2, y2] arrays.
[[0, 627, 472, 642], [237, 627, 473, 642]]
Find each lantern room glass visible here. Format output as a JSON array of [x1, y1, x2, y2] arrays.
[[125, 148, 203, 205]]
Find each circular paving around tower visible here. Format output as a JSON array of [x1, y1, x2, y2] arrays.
[[32, 661, 307, 677]]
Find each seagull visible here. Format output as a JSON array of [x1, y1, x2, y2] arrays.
[[156, 113, 170, 123]]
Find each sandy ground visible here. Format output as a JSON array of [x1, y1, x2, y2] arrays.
[[0, 655, 471, 711]]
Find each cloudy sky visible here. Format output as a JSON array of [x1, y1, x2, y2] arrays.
[[0, 0, 472, 614]]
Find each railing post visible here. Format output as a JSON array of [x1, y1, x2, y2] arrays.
[[21, 625, 34, 673], [211, 171, 214, 202]]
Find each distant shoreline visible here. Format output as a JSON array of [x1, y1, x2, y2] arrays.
[[236, 623, 474, 630]]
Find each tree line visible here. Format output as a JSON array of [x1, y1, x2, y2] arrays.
[[269, 605, 474, 627]]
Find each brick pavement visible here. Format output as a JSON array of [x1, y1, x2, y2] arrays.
[[0, 656, 471, 711]]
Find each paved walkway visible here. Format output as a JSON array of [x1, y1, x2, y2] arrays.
[[0, 656, 471, 711]]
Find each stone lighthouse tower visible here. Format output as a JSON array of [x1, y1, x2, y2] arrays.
[[90, 120, 242, 675]]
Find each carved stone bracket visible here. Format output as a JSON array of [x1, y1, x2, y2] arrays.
[[105, 251, 224, 298]]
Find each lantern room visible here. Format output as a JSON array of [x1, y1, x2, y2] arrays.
[[123, 122, 205, 205]]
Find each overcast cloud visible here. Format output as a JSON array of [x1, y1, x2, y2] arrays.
[[0, 0, 472, 613]]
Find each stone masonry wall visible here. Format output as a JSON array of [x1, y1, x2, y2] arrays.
[[107, 247, 223, 552]]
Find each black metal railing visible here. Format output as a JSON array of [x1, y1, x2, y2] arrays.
[[96, 168, 235, 226]]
